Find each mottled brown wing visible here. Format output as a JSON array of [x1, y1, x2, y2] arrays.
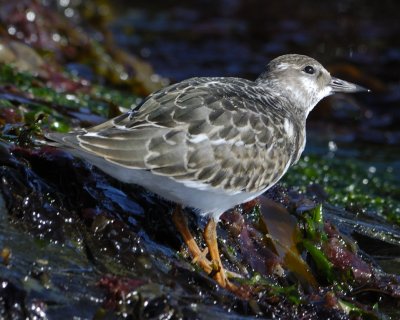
[[57, 78, 295, 192]]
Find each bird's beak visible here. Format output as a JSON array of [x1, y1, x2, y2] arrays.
[[330, 77, 370, 93]]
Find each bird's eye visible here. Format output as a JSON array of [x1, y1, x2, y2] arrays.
[[303, 66, 315, 74]]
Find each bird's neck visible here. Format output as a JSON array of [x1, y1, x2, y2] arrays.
[[257, 84, 310, 123]]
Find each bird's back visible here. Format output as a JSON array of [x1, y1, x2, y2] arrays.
[[47, 76, 304, 196]]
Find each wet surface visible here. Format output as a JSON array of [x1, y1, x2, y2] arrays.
[[0, 0, 399, 319]]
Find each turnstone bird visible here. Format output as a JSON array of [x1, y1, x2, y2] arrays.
[[46, 54, 368, 291]]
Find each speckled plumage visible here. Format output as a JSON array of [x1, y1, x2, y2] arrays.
[[46, 54, 367, 219]]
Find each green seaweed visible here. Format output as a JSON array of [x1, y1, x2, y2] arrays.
[[338, 299, 381, 320], [244, 273, 303, 305], [0, 64, 140, 142], [0, 64, 36, 90], [283, 155, 400, 224], [299, 205, 335, 283], [302, 240, 335, 283]]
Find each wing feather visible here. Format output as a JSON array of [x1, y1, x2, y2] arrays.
[[47, 77, 301, 193]]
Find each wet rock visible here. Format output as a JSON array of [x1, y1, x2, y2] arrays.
[[0, 278, 30, 319]]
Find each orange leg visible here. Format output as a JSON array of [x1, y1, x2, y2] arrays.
[[204, 218, 241, 293], [203, 218, 227, 287], [172, 207, 240, 293], [172, 206, 212, 274]]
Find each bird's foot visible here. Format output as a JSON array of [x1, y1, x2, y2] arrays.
[[172, 206, 243, 295], [172, 206, 213, 274]]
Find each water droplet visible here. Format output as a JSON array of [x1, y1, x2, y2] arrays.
[[26, 11, 36, 22], [7, 26, 16, 35], [52, 33, 61, 42], [119, 72, 128, 80], [64, 8, 74, 18], [328, 141, 337, 152], [368, 166, 376, 174], [59, 0, 70, 7]]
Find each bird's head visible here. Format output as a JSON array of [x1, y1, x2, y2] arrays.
[[256, 54, 369, 117]]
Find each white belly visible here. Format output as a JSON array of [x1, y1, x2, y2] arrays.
[[84, 153, 268, 220]]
